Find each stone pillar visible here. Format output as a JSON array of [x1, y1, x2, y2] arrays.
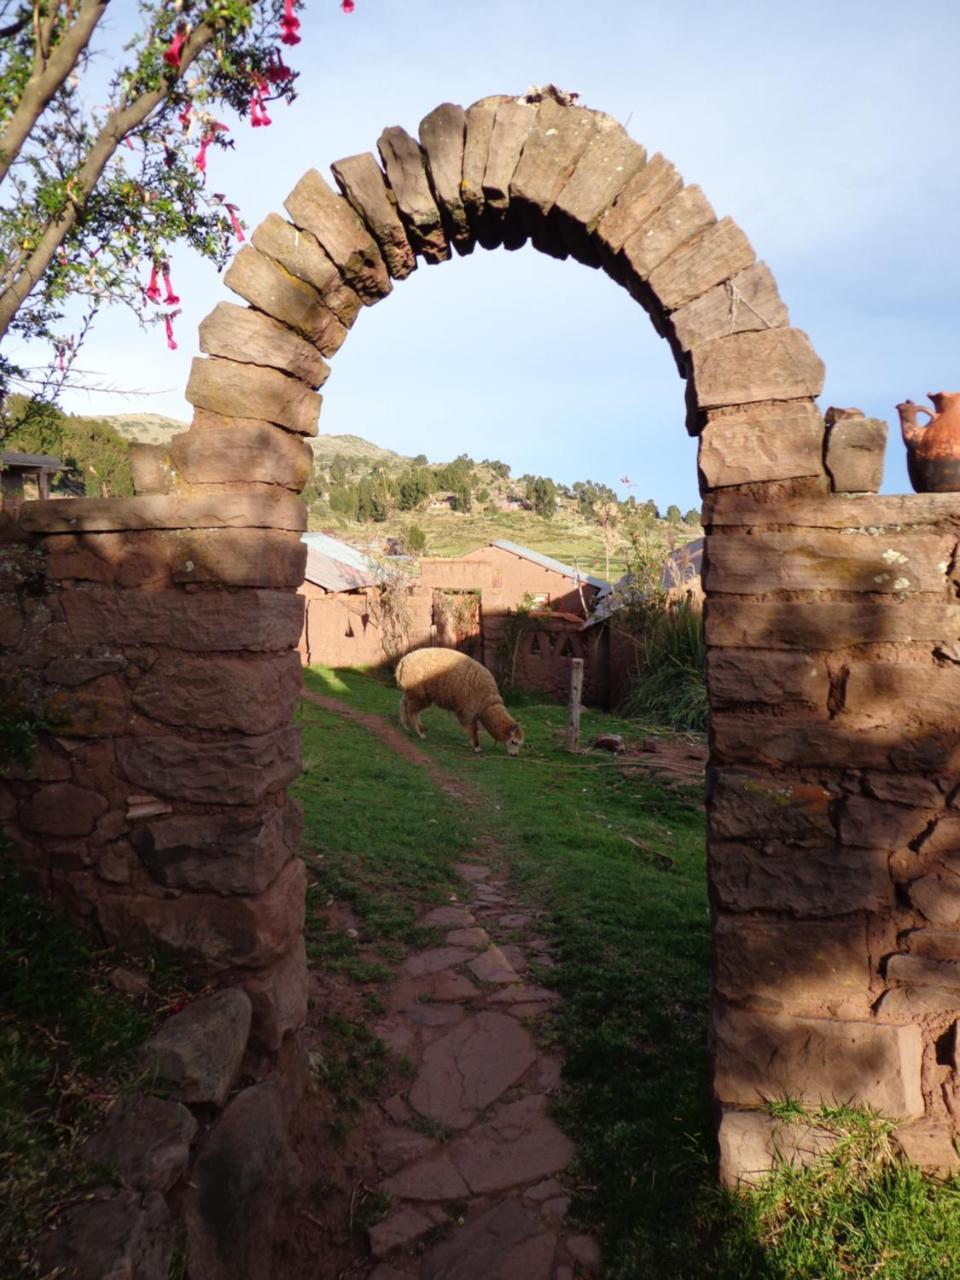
[[703, 490, 960, 1182]]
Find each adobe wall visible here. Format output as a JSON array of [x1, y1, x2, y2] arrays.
[[3, 87, 958, 1184]]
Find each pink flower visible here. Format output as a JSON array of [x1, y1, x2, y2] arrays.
[[163, 27, 187, 69], [249, 77, 271, 127], [341, 0, 355, 11], [145, 265, 162, 302], [164, 312, 179, 350], [162, 266, 180, 305], [265, 50, 293, 83], [178, 102, 192, 132], [280, 0, 301, 44], [195, 121, 228, 172], [224, 203, 245, 242]]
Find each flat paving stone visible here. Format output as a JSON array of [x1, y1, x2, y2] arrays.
[[382, 1150, 470, 1201], [450, 1097, 575, 1193], [445, 927, 490, 948], [490, 984, 558, 1005], [540, 1195, 570, 1224], [408, 1011, 536, 1129], [468, 947, 521, 985], [370, 1266, 416, 1280], [376, 1127, 437, 1176], [454, 863, 491, 882], [501, 944, 529, 973], [420, 1199, 556, 1280], [496, 913, 534, 928], [369, 1204, 445, 1258], [402, 946, 475, 977], [524, 1177, 566, 1203], [373, 1017, 418, 1057], [421, 905, 476, 927], [406, 1003, 464, 1028], [389, 971, 479, 1012], [509, 1002, 554, 1020], [382, 1094, 413, 1124]]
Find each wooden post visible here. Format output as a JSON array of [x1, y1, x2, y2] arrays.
[[564, 658, 584, 752]]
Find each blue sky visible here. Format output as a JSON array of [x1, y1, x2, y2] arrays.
[[45, 0, 960, 510]]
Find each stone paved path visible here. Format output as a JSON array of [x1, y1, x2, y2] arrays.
[[297, 692, 601, 1277], [363, 859, 600, 1279]]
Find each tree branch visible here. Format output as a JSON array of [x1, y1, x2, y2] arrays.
[[0, 20, 217, 343], [0, 0, 109, 187]]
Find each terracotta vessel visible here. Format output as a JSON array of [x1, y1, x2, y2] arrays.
[[897, 392, 960, 492]]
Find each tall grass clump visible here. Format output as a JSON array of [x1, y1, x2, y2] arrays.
[[620, 596, 707, 732]]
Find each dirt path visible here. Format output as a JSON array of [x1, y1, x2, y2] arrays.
[[286, 693, 601, 1280]]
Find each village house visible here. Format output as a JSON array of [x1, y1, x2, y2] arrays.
[[297, 534, 618, 705], [0, 451, 62, 518]]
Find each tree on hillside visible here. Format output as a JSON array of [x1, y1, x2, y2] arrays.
[[397, 466, 432, 511], [3, 394, 133, 495], [451, 480, 471, 513], [665, 504, 683, 524], [683, 506, 701, 526], [531, 475, 556, 518], [0, 0, 353, 425]]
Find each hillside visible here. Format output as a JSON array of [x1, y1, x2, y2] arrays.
[[92, 416, 698, 578]]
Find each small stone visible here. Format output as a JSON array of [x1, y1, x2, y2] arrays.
[[108, 966, 149, 997], [495, 913, 533, 929], [139, 989, 252, 1106], [565, 1233, 602, 1272], [540, 1196, 570, 1223]]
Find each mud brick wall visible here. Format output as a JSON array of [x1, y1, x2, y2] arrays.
[[3, 87, 956, 1182]]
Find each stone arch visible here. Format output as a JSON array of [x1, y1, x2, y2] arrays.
[[10, 88, 960, 1186]]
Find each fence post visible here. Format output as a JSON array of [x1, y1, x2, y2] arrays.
[[564, 657, 584, 752]]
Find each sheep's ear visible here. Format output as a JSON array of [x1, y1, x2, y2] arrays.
[[513, 725, 524, 744]]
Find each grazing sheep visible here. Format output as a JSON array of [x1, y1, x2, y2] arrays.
[[395, 647, 524, 756]]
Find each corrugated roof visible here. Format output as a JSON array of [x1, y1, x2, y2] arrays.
[[301, 533, 382, 592], [490, 539, 610, 591], [0, 450, 62, 470]]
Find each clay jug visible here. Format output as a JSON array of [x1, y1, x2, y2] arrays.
[[897, 392, 960, 492]]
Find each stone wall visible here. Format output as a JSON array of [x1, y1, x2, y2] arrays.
[[3, 85, 957, 1187]]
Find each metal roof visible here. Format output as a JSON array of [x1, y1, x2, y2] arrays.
[[301, 533, 383, 592], [0, 450, 62, 470], [490, 539, 610, 592]]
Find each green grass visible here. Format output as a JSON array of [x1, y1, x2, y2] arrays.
[[300, 666, 960, 1279], [0, 860, 182, 1278], [715, 1105, 960, 1279], [620, 599, 707, 732]]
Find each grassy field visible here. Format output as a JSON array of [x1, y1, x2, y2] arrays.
[[298, 666, 960, 1280]]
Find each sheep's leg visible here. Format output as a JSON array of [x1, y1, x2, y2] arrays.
[[400, 693, 427, 737], [468, 718, 482, 754]]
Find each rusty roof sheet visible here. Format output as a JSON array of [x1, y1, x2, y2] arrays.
[[301, 533, 382, 592]]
